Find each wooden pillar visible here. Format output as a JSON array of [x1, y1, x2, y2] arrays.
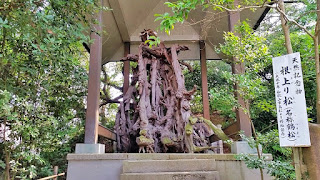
[[228, 0, 252, 137], [84, 7, 102, 144], [200, 40, 210, 120], [53, 166, 58, 180], [123, 42, 130, 94]]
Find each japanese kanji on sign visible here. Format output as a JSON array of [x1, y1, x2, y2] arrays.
[[272, 52, 311, 147]]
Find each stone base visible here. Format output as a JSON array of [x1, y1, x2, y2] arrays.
[[75, 143, 105, 154], [120, 171, 220, 180], [67, 153, 273, 180], [231, 141, 261, 154]]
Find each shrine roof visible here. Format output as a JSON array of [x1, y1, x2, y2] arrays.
[[100, 0, 269, 64]]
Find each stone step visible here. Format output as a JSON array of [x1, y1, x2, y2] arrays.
[[120, 171, 220, 180], [122, 159, 217, 173]]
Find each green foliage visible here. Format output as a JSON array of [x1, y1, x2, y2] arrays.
[[184, 60, 232, 91], [183, 60, 236, 119], [236, 130, 295, 180], [236, 154, 295, 180], [155, 1, 202, 34], [209, 85, 236, 119], [183, 22, 276, 129], [145, 36, 161, 48], [283, 1, 316, 32], [258, 130, 292, 161], [217, 21, 276, 130], [160, 1, 318, 179], [0, 0, 101, 179], [257, 0, 318, 122], [156, 0, 272, 34], [218, 21, 270, 70], [268, 32, 317, 121], [239, 130, 292, 162], [189, 91, 203, 114], [100, 62, 123, 129]]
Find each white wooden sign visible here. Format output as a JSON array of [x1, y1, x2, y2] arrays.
[[272, 52, 311, 147]]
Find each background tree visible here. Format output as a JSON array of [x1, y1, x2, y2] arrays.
[[183, 60, 236, 120], [272, 0, 320, 123], [0, 1, 101, 179], [157, 0, 320, 122], [100, 62, 123, 129], [155, 0, 317, 179]]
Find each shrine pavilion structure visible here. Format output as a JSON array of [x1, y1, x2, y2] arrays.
[[67, 0, 274, 180]]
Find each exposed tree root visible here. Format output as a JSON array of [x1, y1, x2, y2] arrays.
[[115, 30, 230, 153]]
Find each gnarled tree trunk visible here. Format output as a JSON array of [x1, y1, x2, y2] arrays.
[[115, 32, 230, 153]]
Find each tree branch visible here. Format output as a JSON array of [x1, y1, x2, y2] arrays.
[[296, 10, 320, 22], [205, 1, 277, 12], [275, 4, 314, 38], [179, 61, 193, 72]]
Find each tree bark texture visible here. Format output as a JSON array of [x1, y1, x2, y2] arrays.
[[314, 37, 320, 124], [115, 39, 228, 153], [279, 0, 293, 54]]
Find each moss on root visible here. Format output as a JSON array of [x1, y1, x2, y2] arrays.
[[161, 137, 174, 145]]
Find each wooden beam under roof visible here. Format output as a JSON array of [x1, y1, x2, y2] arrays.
[[109, 0, 130, 42], [98, 124, 116, 141]]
